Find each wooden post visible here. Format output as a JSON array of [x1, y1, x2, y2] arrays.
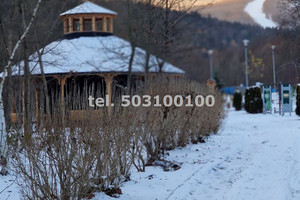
[[22, 78, 25, 124], [103, 17, 107, 32], [106, 75, 113, 116], [80, 16, 84, 32], [11, 92, 15, 113], [99, 74, 115, 116], [10, 92, 16, 123], [92, 16, 96, 31], [64, 18, 68, 33], [110, 18, 113, 33], [61, 76, 66, 122], [53, 72, 72, 125], [69, 17, 73, 32], [35, 89, 39, 124]]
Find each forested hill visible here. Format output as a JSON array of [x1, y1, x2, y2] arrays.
[[180, 12, 298, 86], [183, 12, 276, 50], [0, 0, 298, 86]]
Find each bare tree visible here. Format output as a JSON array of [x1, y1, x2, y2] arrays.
[[155, 0, 197, 72], [0, 6, 14, 128], [277, 0, 300, 71], [0, 0, 43, 175], [135, 0, 196, 83], [278, 0, 300, 30], [110, 0, 196, 88], [33, 0, 69, 118], [126, 0, 139, 93], [36, 48, 51, 116]]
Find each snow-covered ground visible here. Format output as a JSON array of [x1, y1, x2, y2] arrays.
[[244, 0, 277, 28], [97, 111, 299, 200], [1, 109, 300, 199]]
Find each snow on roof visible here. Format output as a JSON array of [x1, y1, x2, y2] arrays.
[[11, 35, 184, 76], [60, 1, 117, 16]]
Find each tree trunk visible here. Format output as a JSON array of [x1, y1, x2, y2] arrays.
[[37, 49, 50, 117], [144, 51, 151, 87], [126, 0, 137, 94], [23, 39, 33, 140], [0, 81, 8, 175], [127, 44, 136, 93]]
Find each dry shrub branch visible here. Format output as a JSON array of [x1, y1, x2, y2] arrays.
[[139, 76, 225, 162], [13, 76, 224, 199]]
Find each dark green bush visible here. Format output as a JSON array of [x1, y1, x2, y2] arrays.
[[233, 92, 242, 111], [244, 87, 263, 113], [296, 85, 300, 116]]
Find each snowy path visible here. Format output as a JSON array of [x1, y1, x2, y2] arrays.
[[244, 0, 277, 28], [97, 111, 300, 200], [1, 111, 300, 199], [162, 112, 300, 200]]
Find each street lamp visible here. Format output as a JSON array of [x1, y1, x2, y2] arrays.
[[208, 49, 214, 80], [243, 39, 249, 88], [271, 45, 276, 91]]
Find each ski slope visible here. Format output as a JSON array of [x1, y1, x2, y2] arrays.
[[1, 110, 299, 199], [244, 0, 277, 28]]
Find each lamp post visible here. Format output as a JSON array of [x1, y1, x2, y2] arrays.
[[208, 49, 214, 80], [243, 39, 249, 88], [271, 45, 276, 91]]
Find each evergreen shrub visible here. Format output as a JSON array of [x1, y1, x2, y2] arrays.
[[296, 85, 300, 116], [233, 92, 242, 111], [244, 87, 263, 113]]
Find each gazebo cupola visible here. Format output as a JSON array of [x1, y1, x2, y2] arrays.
[[60, 1, 117, 34]]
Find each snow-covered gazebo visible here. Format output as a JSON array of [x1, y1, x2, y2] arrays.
[[10, 1, 184, 123], [60, 1, 117, 34]]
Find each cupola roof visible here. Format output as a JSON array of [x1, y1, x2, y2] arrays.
[[60, 1, 117, 16]]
